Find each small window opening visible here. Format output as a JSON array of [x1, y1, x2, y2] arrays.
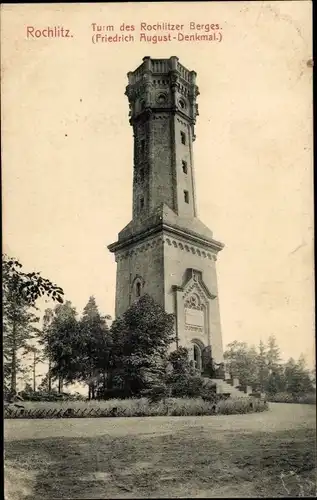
[[182, 160, 188, 174], [140, 167, 145, 182], [140, 197, 145, 210], [184, 190, 189, 204], [140, 139, 145, 156], [181, 131, 186, 145], [136, 282, 141, 297]]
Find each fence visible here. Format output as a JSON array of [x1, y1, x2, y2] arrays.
[[4, 406, 122, 419]]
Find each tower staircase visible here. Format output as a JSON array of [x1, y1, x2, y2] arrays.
[[202, 374, 254, 399]]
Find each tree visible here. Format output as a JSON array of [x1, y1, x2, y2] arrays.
[[38, 371, 51, 392], [41, 301, 79, 391], [3, 254, 64, 394], [224, 341, 258, 387], [284, 356, 315, 396], [41, 297, 112, 398], [78, 296, 112, 399], [41, 308, 55, 391], [3, 299, 39, 393], [257, 340, 269, 392], [168, 346, 193, 375], [266, 335, 281, 372], [109, 294, 175, 397], [3, 254, 64, 306], [265, 336, 285, 394], [24, 345, 43, 392], [166, 346, 205, 398]]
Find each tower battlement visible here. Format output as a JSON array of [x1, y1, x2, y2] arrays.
[[125, 56, 199, 139]]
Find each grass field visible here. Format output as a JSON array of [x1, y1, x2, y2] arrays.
[[4, 403, 316, 499]]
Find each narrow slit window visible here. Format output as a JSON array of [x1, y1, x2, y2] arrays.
[[140, 167, 145, 182], [140, 139, 145, 157], [184, 190, 189, 204], [136, 282, 141, 297], [181, 131, 186, 145], [140, 197, 145, 210], [182, 160, 188, 174]]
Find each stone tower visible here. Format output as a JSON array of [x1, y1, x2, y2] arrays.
[[108, 56, 225, 370]]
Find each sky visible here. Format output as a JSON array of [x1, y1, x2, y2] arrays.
[[2, 1, 314, 377]]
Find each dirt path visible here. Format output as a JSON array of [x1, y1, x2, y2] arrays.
[[4, 404, 316, 499], [4, 403, 315, 442]]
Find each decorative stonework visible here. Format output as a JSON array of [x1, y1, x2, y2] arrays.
[[116, 233, 217, 262], [185, 293, 203, 310], [185, 324, 204, 333], [163, 236, 215, 260], [181, 271, 211, 346], [152, 115, 169, 120], [176, 117, 189, 128], [116, 235, 164, 262], [156, 92, 168, 104]]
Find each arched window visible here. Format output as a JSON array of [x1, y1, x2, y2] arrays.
[[132, 275, 144, 301]]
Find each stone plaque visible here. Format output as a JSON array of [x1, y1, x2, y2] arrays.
[[185, 308, 204, 327]]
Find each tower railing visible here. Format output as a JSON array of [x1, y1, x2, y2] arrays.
[[151, 59, 169, 74], [127, 58, 194, 85], [177, 62, 190, 82]]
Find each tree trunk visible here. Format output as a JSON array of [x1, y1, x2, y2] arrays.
[[33, 351, 36, 392], [58, 377, 63, 393], [10, 321, 17, 394], [103, 372, 107, 396], [88, 384, 91, 400], [48, 359, 52, 392]]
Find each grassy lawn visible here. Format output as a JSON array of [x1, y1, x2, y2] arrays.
[[4, 404, 316, 499]]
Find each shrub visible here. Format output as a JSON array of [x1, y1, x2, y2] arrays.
[[217, 397, 268, 415], [168, 374, 205, 398], [4, 396, 268, 418], [141, 384, 170, 403], [268, 392, 316, 404]]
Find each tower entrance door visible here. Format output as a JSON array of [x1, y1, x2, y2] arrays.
[[193, 343, 202, 371]]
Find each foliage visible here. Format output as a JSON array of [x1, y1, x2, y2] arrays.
[[3, 254, 64, 306], [224, 337, 315, 398], [79, 297, 112, 399], [39, 297, 112, 398], [257, 340, 269, 392], [18, 389, 86, 402], [283, 356, 315, 396], [224, 341, 259, 387], [4, 397, 268, 419], [169, 375, 205, 398], [40, 301, 80, 386], [168, 346, 194, 375], [164, 346, 205, 398], [109, 294, 175, 397], [3, 254, 64, 394], [142, 384, 170, 403], [268, 392, 316, 404]]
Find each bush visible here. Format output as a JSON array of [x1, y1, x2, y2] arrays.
[[167, 374, 205, 398], [4, 396, 268, 418], [19, 390, 86, 402], [268, 392, 316, 404], [141, 384, 170, 403]]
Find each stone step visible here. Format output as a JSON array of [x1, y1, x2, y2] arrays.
[[210, 379, 249, 398], [224, 377, 240, 388]]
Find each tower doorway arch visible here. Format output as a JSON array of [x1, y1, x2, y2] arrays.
[[191, 339, 205, 373]]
